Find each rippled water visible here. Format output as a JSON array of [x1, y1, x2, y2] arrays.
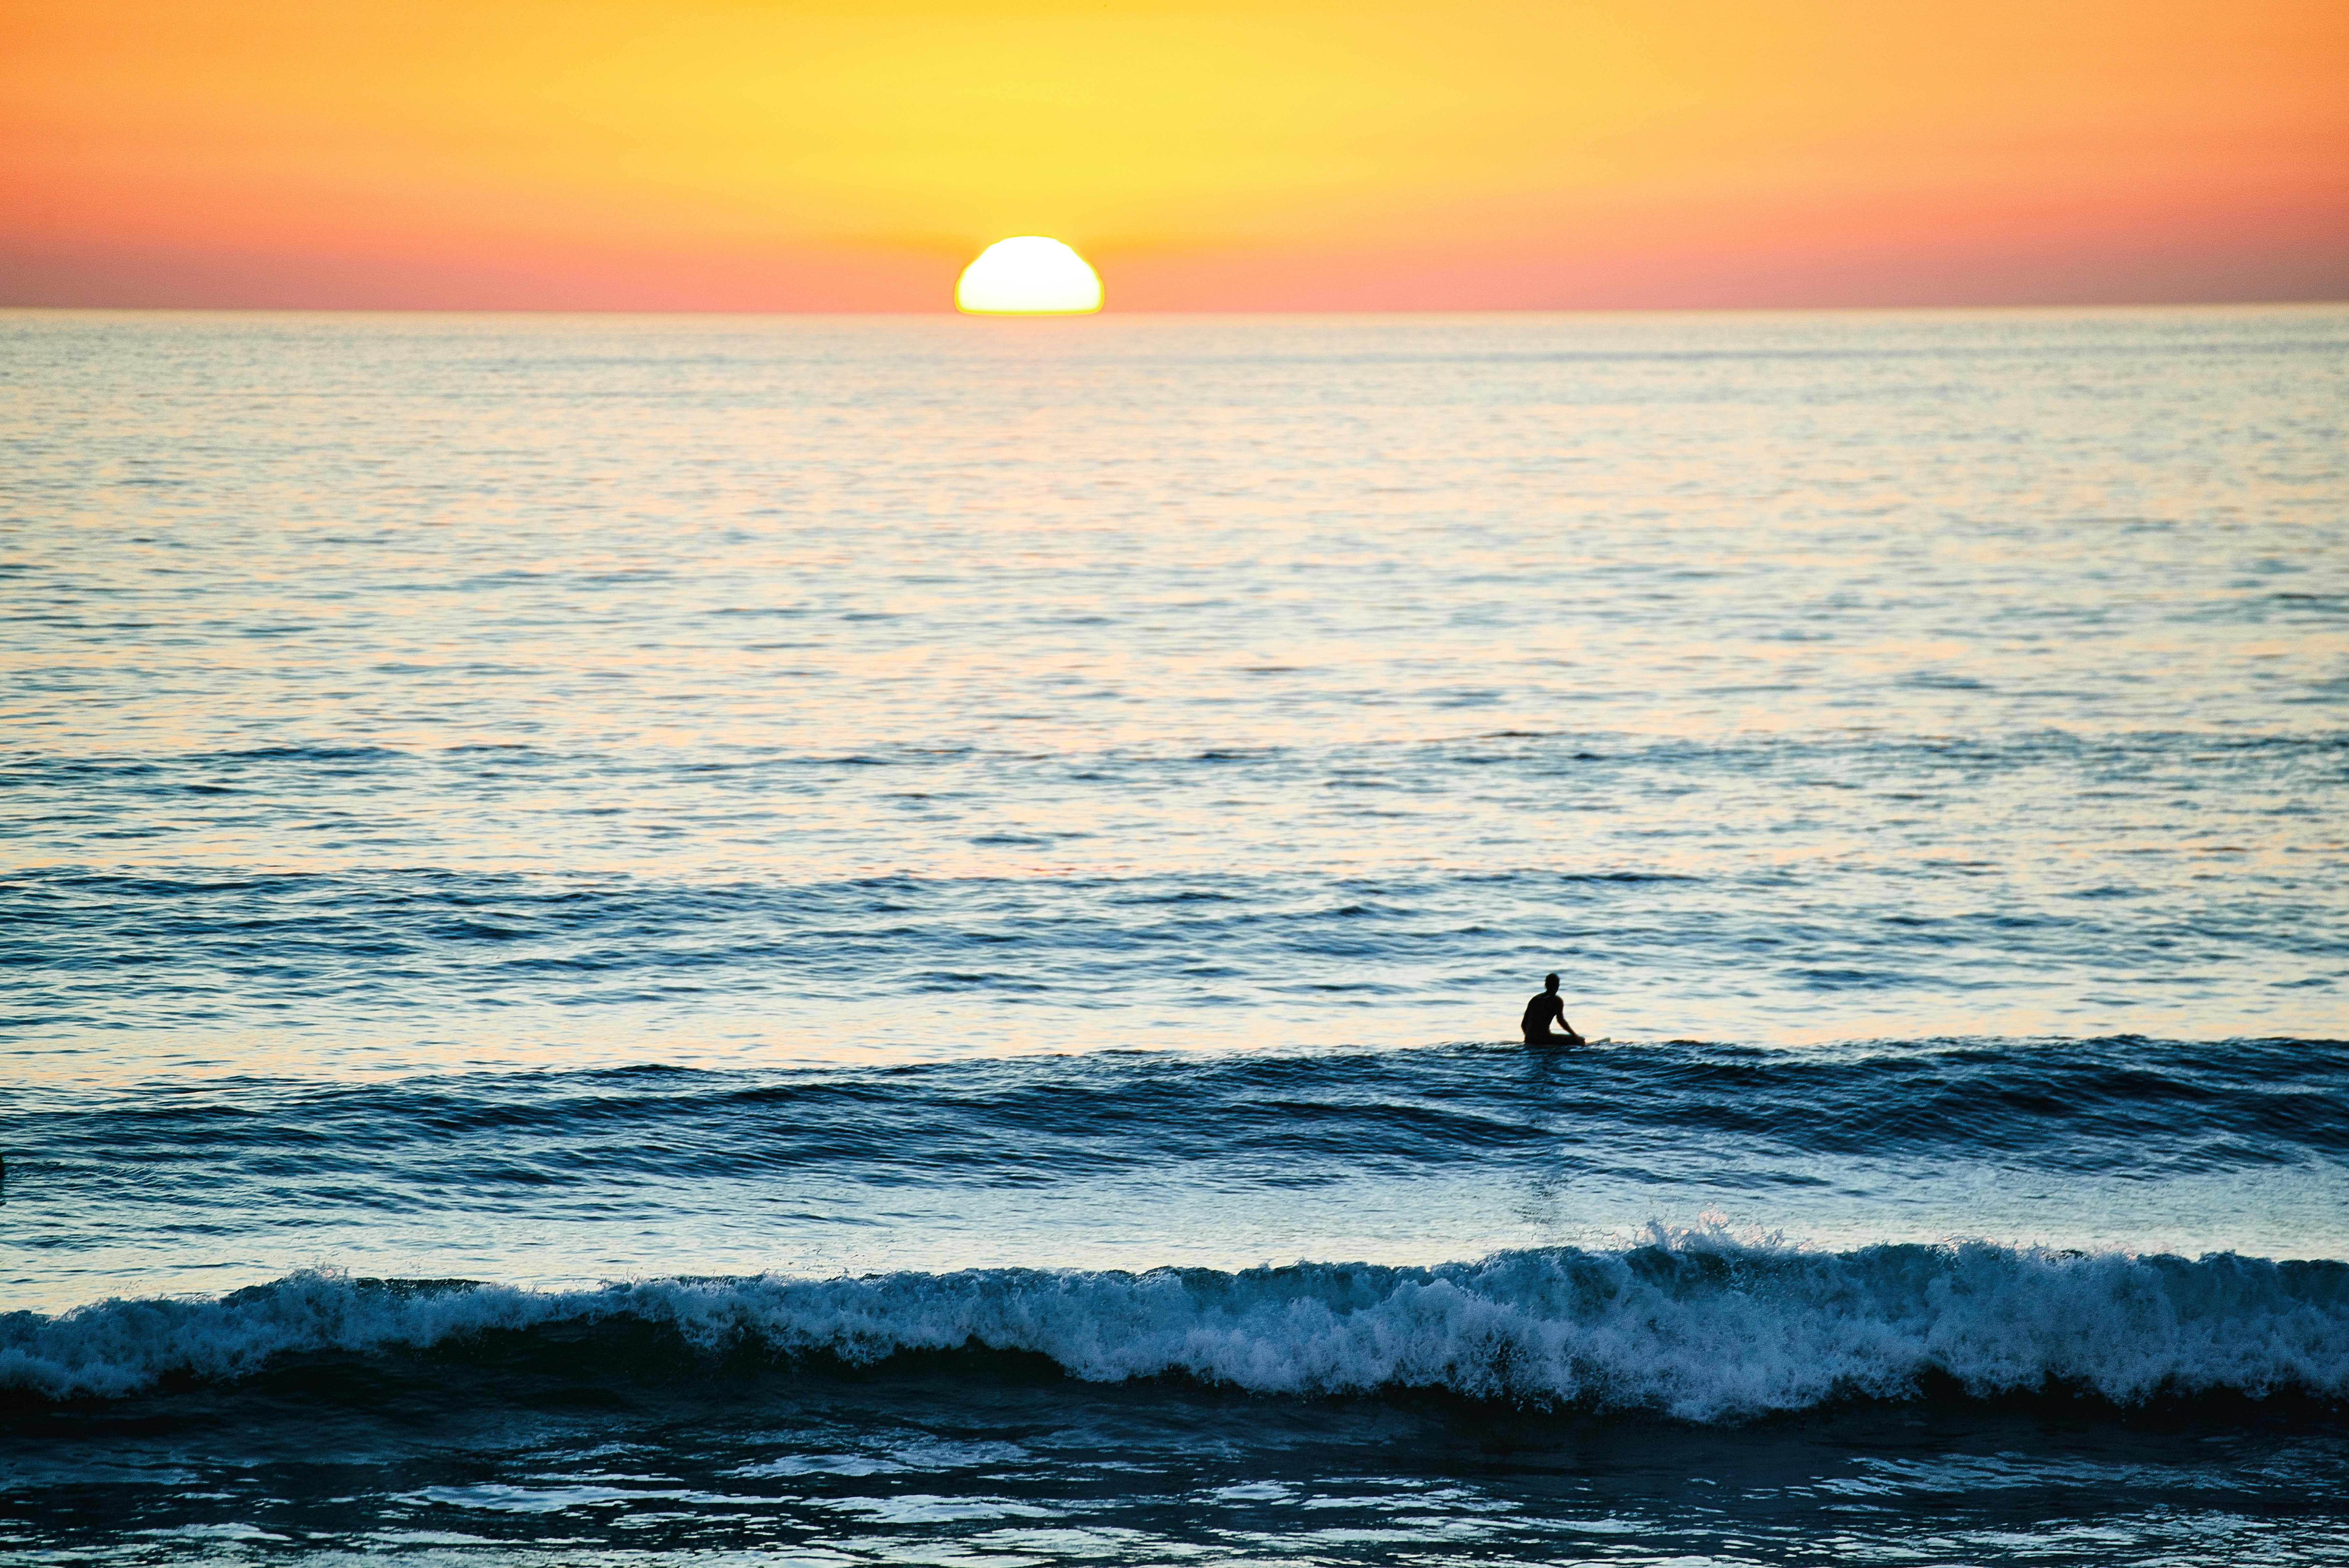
[[3, 306, 2345, 1563]]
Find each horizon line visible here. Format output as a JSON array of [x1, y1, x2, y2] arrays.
[[7, 298, 2346, 320]]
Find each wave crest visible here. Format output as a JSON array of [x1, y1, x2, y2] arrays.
[[7, 1239, 2345, 1421]]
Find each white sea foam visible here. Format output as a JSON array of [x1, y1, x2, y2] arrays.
[[5, 1236, 2343, 1421]]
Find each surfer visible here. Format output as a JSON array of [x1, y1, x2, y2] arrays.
[[1521, 973, 1584, 1047]]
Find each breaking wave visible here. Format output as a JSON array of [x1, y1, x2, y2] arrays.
[[8, 1234, 2344, 1422]]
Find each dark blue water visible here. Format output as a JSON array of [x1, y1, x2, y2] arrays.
[[4, 306, 2346, 1562]]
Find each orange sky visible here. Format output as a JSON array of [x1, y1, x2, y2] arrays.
[[3, 0, 2344, 310]]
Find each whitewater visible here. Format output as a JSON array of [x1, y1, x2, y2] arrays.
[[15, 1241, 2349, 1414], [3, 305, 2345, 1563]]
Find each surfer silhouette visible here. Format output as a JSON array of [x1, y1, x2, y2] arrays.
[[1521, 973, 1584, 1046]]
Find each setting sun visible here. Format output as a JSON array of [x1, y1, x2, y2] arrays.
[[955, 237, 1103, 315]]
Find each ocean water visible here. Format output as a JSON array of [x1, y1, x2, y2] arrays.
[[2, 305, 2345, 1563]]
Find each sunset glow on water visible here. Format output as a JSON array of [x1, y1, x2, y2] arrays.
[[8, 298, 2348, 1568]]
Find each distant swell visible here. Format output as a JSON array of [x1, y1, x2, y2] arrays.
[[8, 1236, 2345, 1421]]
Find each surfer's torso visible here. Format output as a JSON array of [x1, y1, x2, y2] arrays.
[[1521, 991, 1565, 1037]]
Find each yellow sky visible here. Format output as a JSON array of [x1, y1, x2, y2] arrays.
[[3, 0, 2344, 307]]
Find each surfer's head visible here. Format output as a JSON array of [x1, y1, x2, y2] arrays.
[[1543, 973, 1559, 991]]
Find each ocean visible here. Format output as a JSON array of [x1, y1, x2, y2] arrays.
[[2, 305, 2344, 1563]]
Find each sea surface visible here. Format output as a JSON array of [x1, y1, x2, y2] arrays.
[[2, 305, 2345, 1564]]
